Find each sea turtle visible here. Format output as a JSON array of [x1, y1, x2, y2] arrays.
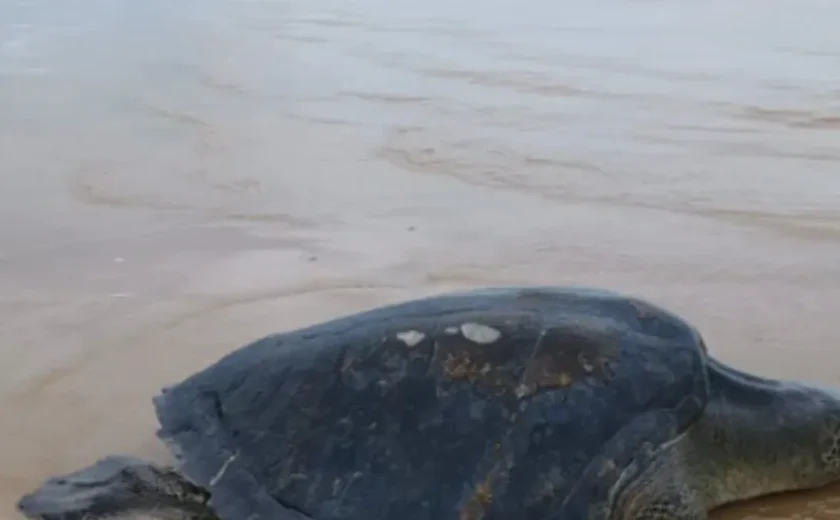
[[15, 286, 840, 520]]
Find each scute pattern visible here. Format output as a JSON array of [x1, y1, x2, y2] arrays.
[[153, 286, 710, 520]]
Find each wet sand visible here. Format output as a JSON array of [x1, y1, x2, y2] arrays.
[[2, 0, 840, 518]]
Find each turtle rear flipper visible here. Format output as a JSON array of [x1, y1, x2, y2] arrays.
[[16, 455, 218, 520]]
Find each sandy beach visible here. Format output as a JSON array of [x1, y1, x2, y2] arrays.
[[2, 0, 840, 517]]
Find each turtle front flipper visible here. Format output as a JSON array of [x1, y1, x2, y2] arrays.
[[16, 455, 219, 520], [623, 490, 706, 520], [608, 437, 707, 520]]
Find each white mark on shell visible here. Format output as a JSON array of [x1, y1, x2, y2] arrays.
[[444, 326, 458, 334], [460, 322, 501, 344], [396, 330, 425, 347], [210, 451, 239, 487]]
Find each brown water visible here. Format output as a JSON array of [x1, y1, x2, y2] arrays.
[[2, 0, 840, 518]]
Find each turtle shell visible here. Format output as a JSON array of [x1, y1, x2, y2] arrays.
[[153, 286, 709, 520]]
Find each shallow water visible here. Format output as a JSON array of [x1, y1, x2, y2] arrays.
[[2, 0, 840, 518]]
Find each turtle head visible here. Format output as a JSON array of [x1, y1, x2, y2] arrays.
[[693, 361, 840, 509], [16, 455, 212, 520], [756, 382, 840, 491]]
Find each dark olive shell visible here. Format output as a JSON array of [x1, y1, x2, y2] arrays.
[[154, 286, 709, 520]]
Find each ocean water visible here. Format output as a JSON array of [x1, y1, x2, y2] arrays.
[[2, 0, 840, 518]]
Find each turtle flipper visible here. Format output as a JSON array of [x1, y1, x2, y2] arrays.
[[16, 455, 219, 520], [608, 438, 707, 520], [626, 491, 706, 520]]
